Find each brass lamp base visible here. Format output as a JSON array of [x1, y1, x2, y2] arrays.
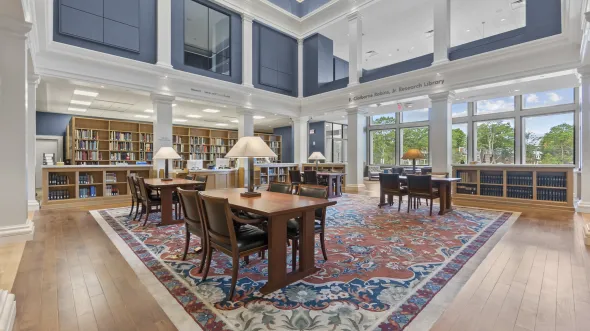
[[161, 178, 173, 181], [240, 191, 261, 198]]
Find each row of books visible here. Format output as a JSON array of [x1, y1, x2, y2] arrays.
[[481, 186, 503, 197], [76, 129, 99, 140], [268, 141, 280, 148], [110, 131, 133, 141], [210, 146, 227, 153], [191, 137, 209, 145], [79, 173, 95, 184], [105, 185, 120, 196], [456, 184, 477, 195], [76, 151, 102, 161], [190, 145, 209, 153], [139, 133, 153, 142], [173, 144, 186, 153], [48, 189, 71, 200], [79, 186, 98, 198], [110, 141, 134, 151], [457, 171, 476, 183], [140, 143, 153, 152], [480, 174, 503, 185], [139, 152, 153, 161], [76, 140, 99, 150], [537, 188, 567, 202], [537, 175, 566, 187], [507, 175, 533, 186], [49, 174, 70, 185], [507, 187, 533, 199], [110, 152, 136, 161], [173, 136, 183, 144], [212, 138, 227, 145], [105, 173, 119, 183]]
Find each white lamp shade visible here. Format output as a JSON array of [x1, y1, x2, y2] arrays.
[[308, 152, 326, 161], [225, 136, 277, 158], [153, 147, 181, 160]]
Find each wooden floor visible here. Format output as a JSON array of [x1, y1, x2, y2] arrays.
[[8, 182, 590, 331]]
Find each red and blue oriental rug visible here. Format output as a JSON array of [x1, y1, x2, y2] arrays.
[[91, 194, 517, 331]]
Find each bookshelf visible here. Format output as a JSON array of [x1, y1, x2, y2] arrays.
[[453, 165, 575, 212], [67, 117, 282, 169], [254, 163, 299, 188]]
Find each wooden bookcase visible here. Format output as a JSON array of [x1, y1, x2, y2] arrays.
[[254, 163, 299, 187], [67, 117, 282, 169], [452, 165, 575, 212]]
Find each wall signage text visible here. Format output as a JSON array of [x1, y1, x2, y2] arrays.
[[348, 80, 445, 102]]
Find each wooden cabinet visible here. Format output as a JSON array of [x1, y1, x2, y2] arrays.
[[187, 169, 238, 190]]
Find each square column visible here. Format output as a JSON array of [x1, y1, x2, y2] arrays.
[[0, 16, 35, 243], [347, 12, 362, 87], [242, 14, 254, 87], [156, 0, 173, 69], [577, 69, 590, 215], [433, 0, 451, 65], [346, 108, 367, 190], [27, 73, 40, 211], [429, 91, 455, 174], [151, 93, 175, 175], [293, 116, 309, 164], [237, 108, 254, 188]]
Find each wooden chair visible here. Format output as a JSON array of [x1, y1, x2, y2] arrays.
[[420, 167, 433, 175], [288, 185, 329, 271], [378, 173, 408, 211], [406, 175, 440, 216], [289, 170, 302, 193], [303, 170, 318, 185], [194, 175, 208, 191], [127, 175, 142, 220], [267, 182, 292, 194], [198, 194, 268, 301], [176, 188, 207, 273], [185, 175, 195, 180], [137, 177, 163, 226]]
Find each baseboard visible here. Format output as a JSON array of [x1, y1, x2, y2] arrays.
[[0, 220, 35, 245], [27, 199, 39, 211], [0, 290, 16, 331], [576, 200, 590, 213], [585, 223, 590, 246]]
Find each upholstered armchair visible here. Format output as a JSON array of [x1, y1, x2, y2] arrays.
[[368, 165, 383, 181]]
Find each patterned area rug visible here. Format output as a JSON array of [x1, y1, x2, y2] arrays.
[[94, 194, 515, 331]]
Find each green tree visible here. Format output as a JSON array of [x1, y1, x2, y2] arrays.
[[402, 127, 429, 165], [524, 131, 540, 164], [452, 128, 467, 164], [476, 121, 514, 163], [371, 130, 396, 164], [372, 115, 396, 125], [539, 123, 574, 164]]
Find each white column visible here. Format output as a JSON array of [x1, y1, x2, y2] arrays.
[[347, 12, 362, 87], [0, 16, 35, 243], [237, 108, 254, 188], [26, 72, 40, 211], [293, 116, 309, 164], [432, 0, 450, 66], [151, 93, 175, 175], [429, 91, 455, 174], [298, 39, 304, 97], [156, 0, 173, 69], [346, 107, 367, 190], [577, 69, 590, 214], [242, 14, 254, 87]]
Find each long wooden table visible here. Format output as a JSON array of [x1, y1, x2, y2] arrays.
[[317, 172, 345, 198], [399, 176, 461, 215], [201, 188, 337, 295], [143, 178, 203, 226]]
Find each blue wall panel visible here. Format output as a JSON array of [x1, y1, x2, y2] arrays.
[[59, 5, 104, 43], [104, 19, 140, 52], [334, 56, 349, 81], [37, 112, 72, 136], [61, 0, 103, 16], [308, 121, 325, 156], [304, 34, 349, 97], [273, 126, 294, 163], [104, 0, 139, 28], [361, 53, 434, 84]]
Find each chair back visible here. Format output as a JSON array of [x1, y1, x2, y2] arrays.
[[407, 175, 433, 195], [127, 175, 139, 200], [289, 170, 302, 184], [268, 182, 292, 194], [390, 167, 405, 175], [185, 175, 195, 180], [431, 172, 449, 178], [198, 194, 235, 248], [303, 170, 318, 185], [177, 188, 204, 235], [421, 167, 433, 175], [136, 177, 150, 201], [298, 185, 328, 219], [379, 173, 402, 192], [194, 175, 208, 191]]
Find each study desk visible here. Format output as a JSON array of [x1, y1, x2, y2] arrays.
[[399, 176, 461, 215], [143, 178, 203, 226], [201, 189, 337, 294], [316, 172, 345, 198]]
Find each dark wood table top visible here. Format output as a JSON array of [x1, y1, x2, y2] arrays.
[[399, 176, 461, 182], [317, 172, 345, 176], [143, 178, 203, 187], [201, 188, 337, 217]]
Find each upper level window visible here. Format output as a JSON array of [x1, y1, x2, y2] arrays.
[[371, 113, 397, 125], [523, 88, 575, 109], [184, 0, 231, 75], [401, 109, 429, 123], [452, 103, 468, 118], [475, 96, 515, 115]]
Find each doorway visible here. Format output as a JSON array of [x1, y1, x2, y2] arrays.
[[35, 135, 63, 189]]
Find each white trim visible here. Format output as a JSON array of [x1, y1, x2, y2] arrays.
[[0, 220, 35, 245], [575, 200, 590, 212], [0, 290, 17, 331], [584, 223, 590, 246], [345, 184, 366, 189], [27, 200, 39, 211]]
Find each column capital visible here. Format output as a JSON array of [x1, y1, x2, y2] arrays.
[[576, 66, 590, 79], [150, 93, 175, 104], [236, 107, 254, 116], [292, 116, 310, 124], [346, 107, 368, 115], [27, 73, 40, 86], [242, 12, 254, 23], [347, 11, 361, 22], [429, 91, 456, 103], [0, 15, 32, 39]]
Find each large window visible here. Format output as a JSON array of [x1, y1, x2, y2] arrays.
[[475, 96, 515, 115], [524, 113, 574, 165], [370, 130, 396, 165], [184, 0, 231, 75], [400, 127, 429, 165], [452, 103, 468, 118], [325, 122, 348, 163], [475, 119, 515, 164], [452, 123, 468, 164], [371, 113, 397, 125], [523, 88, 575, 109], [401, 109, 429, 123]]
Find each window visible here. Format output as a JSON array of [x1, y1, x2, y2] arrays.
[[184, 0, 231, 75], [325, 122, 348, 163], [523, 88, 574, 109], [475, 119, 515, 164], [370, 130, 396, 165], [475, 96, 515, 115], [524, 112, 574, 165], [452, 103, 468, 118], [452, 123, 468, 164], [371, 113, 397, 125], [401, 109, 429, 123], [400, 126, 429, 165]]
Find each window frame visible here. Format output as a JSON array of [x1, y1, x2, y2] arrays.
[[324, 122, 348, 163]]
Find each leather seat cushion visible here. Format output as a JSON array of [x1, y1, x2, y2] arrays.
[[286, 219, 322, 235], [219, 225, 268, 252]]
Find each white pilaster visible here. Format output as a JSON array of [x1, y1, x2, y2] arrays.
[[432, 0, 450, 66], [298, 39, 304, 98], [347, 12, 362, 87], [429, 91, 455, 174], [27, 72, 40, 211], [0, 290, 16, 331], [346, 108, 367, 189], [242, 14, 254, 87], [577, 68, 590, 215], [237, 108, 254, 188], [293, 116, 309, 164], [156, 0, 173, 69], [0, 15, 35, 244], [151, 93, 175, 175]]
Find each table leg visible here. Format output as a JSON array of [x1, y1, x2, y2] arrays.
[[159, 186, 174, 226], [260, 214, 288, 295], [327, 176, 334, 198], [445, 181, 453, 211], [438, 182, 453, 215], [336, 176, 342, 197], [298, 209, 317, 272]]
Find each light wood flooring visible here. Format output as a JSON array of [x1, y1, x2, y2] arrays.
[[7, 181, 590, 331]]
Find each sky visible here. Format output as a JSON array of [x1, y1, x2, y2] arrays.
[[524, 112, 574, 135], [402, 108, 429, 122]]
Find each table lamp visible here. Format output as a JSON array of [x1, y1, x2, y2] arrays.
[[225, 136, 277, 197], [401, 149, 424, 174], [153, 147, 181, 181], [308, 152, 326, 171]]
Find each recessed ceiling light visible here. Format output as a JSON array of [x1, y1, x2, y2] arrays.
[[501, 18, 506, 22], [173, 119, 187, 122], [231, 119, 239, 123], [253, 115, 265, 119], [216, 123, 229, 126], [70, 100, 92, 106], [74, 90, 98, 97], [466, 29, 471, 32], [187, 114, 202, 118], [68, 107, 87, 112], [388, 54, 392, 57], [135, 114, 150, 118], [514, 89, 520, 92], [202, 108, 220, 113], [145, 109, 154, 113]]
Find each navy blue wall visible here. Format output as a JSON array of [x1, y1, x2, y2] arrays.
[[253, 22, 298, 97], [37, 112, 72, 136], [273, 126, 294, 163], [303, 34, 349, 97], [267, 0, 332, 17], [334, 56, 349, 81], [53, 0, 157, 63], [171, 0, 242, 84], [308, 121, 325, 157], [361, 54, 434, 83]]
